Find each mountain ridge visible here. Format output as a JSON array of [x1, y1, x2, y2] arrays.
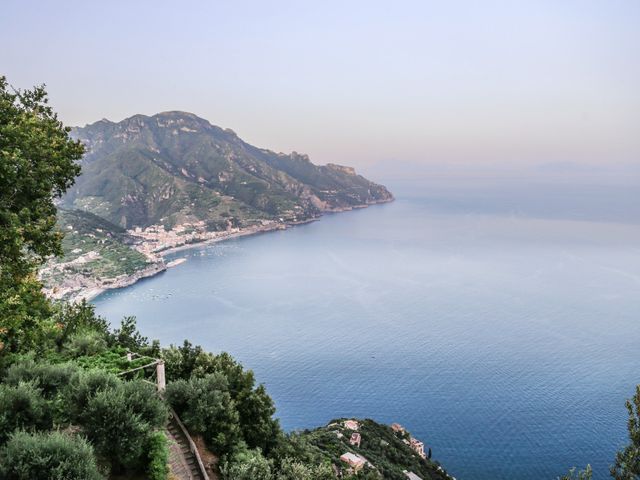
[[64, 111, 393, 230]]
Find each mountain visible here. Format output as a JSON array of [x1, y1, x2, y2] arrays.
[[63, 111, 393, 229]]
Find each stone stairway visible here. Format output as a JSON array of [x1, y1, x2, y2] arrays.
[[166, 414, 205, 480]]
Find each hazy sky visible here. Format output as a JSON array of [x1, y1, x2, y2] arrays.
[[2, 0, 639, 170]]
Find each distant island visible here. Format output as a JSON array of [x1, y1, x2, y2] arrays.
[[40, 111, 393, 301]]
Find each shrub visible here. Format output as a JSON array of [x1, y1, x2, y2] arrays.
[[62, 368, 120, 423], [64, 330, 107, 358], [146, 431, 169, 480], [4, 359, 77, 398], [163, 345, 281, 453], [0, 382, 51, 443], [165, 373, 241, 455], [0, 430, 103, 480], [81, 379, 167, 472], [53, 301, 111, 350], [275, 458, 335, 480], [221, 448, 273, 480]]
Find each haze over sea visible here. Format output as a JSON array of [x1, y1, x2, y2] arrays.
[[94, 172, 640, 480]]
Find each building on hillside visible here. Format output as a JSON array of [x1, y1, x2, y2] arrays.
[[350, 432, 361, 447], [410, 437, 426, 458], [343, 419, 359, 430], [391, 423, 405, 433], [340, 452, 366, 471]]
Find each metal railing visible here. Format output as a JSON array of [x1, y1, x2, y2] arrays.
[[121, 352, 209, 479]]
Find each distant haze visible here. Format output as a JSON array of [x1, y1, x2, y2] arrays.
[[2, 1, 639, 173]]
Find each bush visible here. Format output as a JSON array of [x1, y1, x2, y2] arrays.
[[275, 458, 335, 480], [64, 330, 107, 358], [162, 345, 281, 453], [0, 383, 51, 443], [4, 359, 77, 398], [165, 373, 241, 455], [53, 301, 111, 351], [146, 431, 169, 480], [82, 379, 167, 472], [0, 430, 103, 480], [221, 448, 273, 480], [62, 368, 120, 423]]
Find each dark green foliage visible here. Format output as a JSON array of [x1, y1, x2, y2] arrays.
[[146, 431, 169, 480], [163, 343, 280, 453], [166, 373, 241, 455], [221, 449, 336, 480], [0, 76, 83, 279], [4, 359, 76, 398], [0, 382, 52, 443], [0, 76, 84, 357], [61, 368, 120, 423], [221, 449, 274, 480], [274, 458, 335, 480], [611, 386, 640, 479], [238, 383, 280, 453], [0, 431, 103, 480], [112, 316, 148, 350], [64, 330, 107, 358], [82, 379, 167, 471], [52, 300, 111, 350]]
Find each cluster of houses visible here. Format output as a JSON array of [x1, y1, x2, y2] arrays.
[[392, 423, 427, 459], [337, 420, 369, 472], [336, 420, 429, 478]]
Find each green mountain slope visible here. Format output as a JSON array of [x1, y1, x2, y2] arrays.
[[39, 209, 163, 300], [63, 112, 393, 229], [295, 418, 452, 480]]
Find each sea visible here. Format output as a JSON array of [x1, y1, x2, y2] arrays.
[[94, 172, 640, 480]]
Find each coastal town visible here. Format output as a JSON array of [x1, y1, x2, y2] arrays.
[[40, 218, 287, 302]]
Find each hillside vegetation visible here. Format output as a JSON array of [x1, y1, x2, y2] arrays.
[[63, 111, 393, 230], [3, 77, 640, 480]]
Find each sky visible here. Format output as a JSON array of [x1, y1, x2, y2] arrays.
[[1, 0, 639, 172]]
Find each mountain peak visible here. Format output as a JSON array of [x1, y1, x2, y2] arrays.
[[66, 113, 393, 229]]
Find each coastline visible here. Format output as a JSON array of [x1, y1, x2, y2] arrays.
[[75, 199, 392, 303]]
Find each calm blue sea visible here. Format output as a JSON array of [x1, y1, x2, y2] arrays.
[[94, 175, 640, 480]]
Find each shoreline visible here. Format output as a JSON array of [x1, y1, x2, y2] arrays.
[[81, 199, 391, 303]]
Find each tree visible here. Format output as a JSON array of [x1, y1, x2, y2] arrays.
[[274, 458, 335, 480], [5, 359, 77, 398], [221, 449, 274, 480], [0, 431, 103, 480], [237, 383, 280, 453], [0, 76, 83, 278], [165, 373, 241, 454], [62, 368, 120, 423], [112, 316, 148, 350], [0, 382, 51, 443], [163, 345, 281, 453], [0, 76, 84, 354], [81, 380, 167, 472], [612, 386, 640, 479], [146, 431, 169, 480]]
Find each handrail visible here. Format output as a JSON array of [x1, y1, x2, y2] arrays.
[[117, 359, 160, 376], [122, 352, 208, 478], [168, 406, 210, 480]]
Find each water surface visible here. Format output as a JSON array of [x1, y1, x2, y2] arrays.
[[95, 176, 640, 479]]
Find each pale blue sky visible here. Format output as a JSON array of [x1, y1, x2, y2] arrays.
[[2, 0, 639, 170]]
